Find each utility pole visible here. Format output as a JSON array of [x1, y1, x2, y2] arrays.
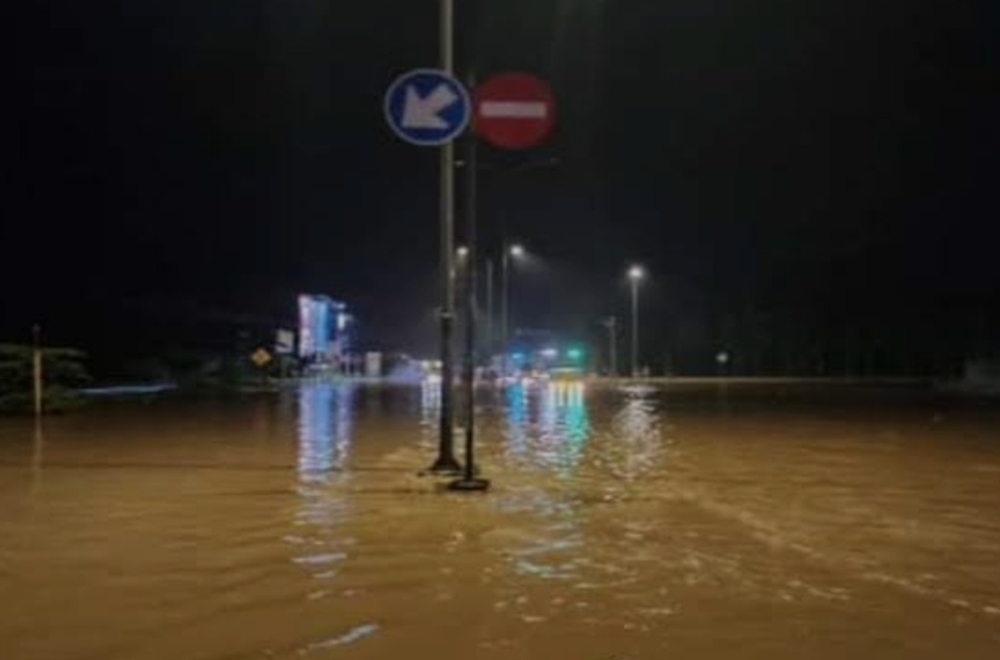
[[631, 280, 639, 377], [628, 266, 644, 378], [499, 241, 524, 379], [500, 241, 509, 377]]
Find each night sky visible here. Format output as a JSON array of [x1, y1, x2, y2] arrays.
[[9, 1, 998, 373]]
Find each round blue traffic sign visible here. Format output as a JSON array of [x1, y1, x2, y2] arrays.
[[383, 68, 471, 147]]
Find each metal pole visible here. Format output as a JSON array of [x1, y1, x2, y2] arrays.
[[449, 70, 489, 492], [428, 0, 461, 475], [32, 324, 42, 417], [485, 258, 494, 363], [500, 246, 509, 378], [462, 71, 478, 457], [631, 280, 639, 377]]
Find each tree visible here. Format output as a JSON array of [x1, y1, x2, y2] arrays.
[[0, 344, 91, 413]]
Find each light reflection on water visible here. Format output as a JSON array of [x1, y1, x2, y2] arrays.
[[493, 382, 592, 582], [503, 381, 590, 472], [290, 383, 356, 584], [537, 382, 590, 476], [296, 382, 354, 482], [419, 379, 440, 440], [609, 384, 666, 482], [504, 382, 531, 457]]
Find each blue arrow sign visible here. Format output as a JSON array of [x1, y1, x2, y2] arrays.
[[384, 69, 470, 146]]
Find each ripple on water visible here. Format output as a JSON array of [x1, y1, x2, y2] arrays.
[[298, 623, 379, 654]]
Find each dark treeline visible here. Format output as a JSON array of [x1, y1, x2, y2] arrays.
[[636, 301, 996, 378]]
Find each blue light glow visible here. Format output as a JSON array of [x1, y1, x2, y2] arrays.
[[505, 382, 530, 456]]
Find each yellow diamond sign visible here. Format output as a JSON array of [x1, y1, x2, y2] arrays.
[[251, 348, 272, 368]]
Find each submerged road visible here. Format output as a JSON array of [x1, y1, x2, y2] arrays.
[[1, 381, 998, 659]]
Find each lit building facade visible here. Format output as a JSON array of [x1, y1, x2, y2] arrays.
[[297, 294, 353, 363]]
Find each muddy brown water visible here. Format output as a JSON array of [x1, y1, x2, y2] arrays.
[[1, 381, 998, 659]]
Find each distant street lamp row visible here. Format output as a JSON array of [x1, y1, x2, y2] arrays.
[[456, 242, 526, 373], [457, 249, 647, 379]]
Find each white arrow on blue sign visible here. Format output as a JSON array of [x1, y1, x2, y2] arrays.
[[383, 68, 471, 146]]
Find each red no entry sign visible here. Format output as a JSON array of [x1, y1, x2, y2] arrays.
[[472, 72, 556, 150]]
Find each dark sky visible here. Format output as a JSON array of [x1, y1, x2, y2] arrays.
[[8, 0, 998, 363]]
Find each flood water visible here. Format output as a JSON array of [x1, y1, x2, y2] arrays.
[[1, 380, 999, 659]]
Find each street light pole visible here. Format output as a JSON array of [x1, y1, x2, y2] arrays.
[[628, 266, 643, 378], [428, 0, 461, 475], [631, 279, 639, 377], [499, 242, 524, 379], [500, 242, 509, 377], [449, 68, 490, 492]]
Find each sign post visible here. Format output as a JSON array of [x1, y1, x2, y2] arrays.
[[383, 61, 558, 488], [384, 63, 470, 476]]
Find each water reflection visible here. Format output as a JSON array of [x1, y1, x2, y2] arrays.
[[491, 382, 593, 584], [359, 384, 414, 416], [610, 385, 665, 481], [297, 383, 355, 482], [419, 380, 440, 450], [501, 382, 591, 475], [31, 417, 44, 494], [290, 384, 357, 587], [504, 382, 530, 456], [537, 382, 590, 476]]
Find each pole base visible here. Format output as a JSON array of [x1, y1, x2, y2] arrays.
[[418, 456, 464, 477], [446, 477, 491, 492]]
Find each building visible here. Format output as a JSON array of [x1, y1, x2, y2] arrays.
[[297, 294, 354, 366]]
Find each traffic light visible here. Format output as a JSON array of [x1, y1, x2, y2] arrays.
[[566, 347, 583, 362]]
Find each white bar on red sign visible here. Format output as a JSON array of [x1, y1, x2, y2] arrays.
[[479, 101, 548, 119]]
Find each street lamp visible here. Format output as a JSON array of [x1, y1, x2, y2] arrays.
[[628, 265, 644, 378]]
